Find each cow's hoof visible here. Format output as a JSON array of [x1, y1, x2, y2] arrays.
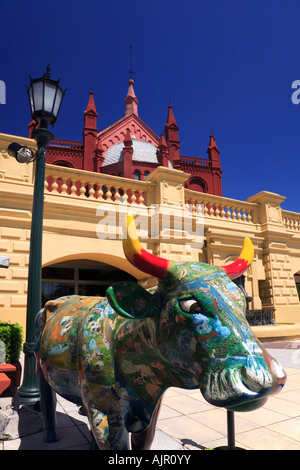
[[43, 429, 59, 443]]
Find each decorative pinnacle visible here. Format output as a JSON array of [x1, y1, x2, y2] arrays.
[[127, 46, 135, 80]]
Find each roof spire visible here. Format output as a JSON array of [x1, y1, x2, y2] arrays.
[[85, 90, 97, 115], [166, 103, 178, 128], [164, 102, 180, 163]]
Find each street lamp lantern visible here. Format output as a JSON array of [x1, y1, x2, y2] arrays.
[[27, 65, 65, 126]]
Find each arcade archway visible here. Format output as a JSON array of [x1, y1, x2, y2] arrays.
[[42, 259, 137, 306]]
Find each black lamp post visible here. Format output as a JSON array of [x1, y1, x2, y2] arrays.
[[9, 66, 65, 408]]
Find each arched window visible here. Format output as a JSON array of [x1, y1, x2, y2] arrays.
[[143, 171, 150, 179], [187, 176, 208, 193], [52, 160, 74, 168], [134, 170, 141, 180]]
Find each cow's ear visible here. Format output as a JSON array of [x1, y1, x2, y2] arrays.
[[106, 281, 158, 319]]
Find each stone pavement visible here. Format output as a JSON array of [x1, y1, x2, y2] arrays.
[[1, 342, 300, 450]]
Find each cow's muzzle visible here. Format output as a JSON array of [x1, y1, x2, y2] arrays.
[[201, 353, 286, 412]]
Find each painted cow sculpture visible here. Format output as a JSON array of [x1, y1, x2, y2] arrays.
[[35, 214, 286, 450]]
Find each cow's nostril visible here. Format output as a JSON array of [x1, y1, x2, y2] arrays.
[[240, 366, 263, 394], [240, 355, 278, 394]]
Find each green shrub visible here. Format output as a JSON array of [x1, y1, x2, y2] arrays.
[[0, 322, 23, 363]]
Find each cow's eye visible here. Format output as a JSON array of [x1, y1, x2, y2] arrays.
[[179, 298, 202, 314]]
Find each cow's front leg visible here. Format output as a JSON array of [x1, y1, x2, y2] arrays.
[[36, 363, 59, 443], [131, 396, 163, 450], [87, 407, 130, 450]]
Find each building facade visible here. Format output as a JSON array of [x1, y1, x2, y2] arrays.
[[28, 79, 222, 196]]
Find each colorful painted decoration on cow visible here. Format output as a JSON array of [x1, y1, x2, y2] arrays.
[[35, 214, 286, 450]]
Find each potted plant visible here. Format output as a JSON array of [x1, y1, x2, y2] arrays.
[[0, 322, 23, 392]]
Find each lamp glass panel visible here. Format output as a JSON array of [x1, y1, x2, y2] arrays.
[[53, 88, 63, 117], [44, 82, 57, 113], [32, 81, 44, 111], [28, 86, 34, 114]]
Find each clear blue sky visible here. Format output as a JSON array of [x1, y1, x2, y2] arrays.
[[1, 0, 300, 212]]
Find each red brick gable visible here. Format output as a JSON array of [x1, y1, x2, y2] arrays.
[[99, 113, 160, 154]]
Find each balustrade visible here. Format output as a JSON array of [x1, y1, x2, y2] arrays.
[[282, 210, 300, 231], [44, 164, 152, 206], [46, 165, 300, 232], [185, 189, 256, 224], [49, 139, 83, 150], [180, 157, 210, 167]]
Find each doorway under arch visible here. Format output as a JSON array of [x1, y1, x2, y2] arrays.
[[294, 272, 300, 299], [41, 259, 137, 306]]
